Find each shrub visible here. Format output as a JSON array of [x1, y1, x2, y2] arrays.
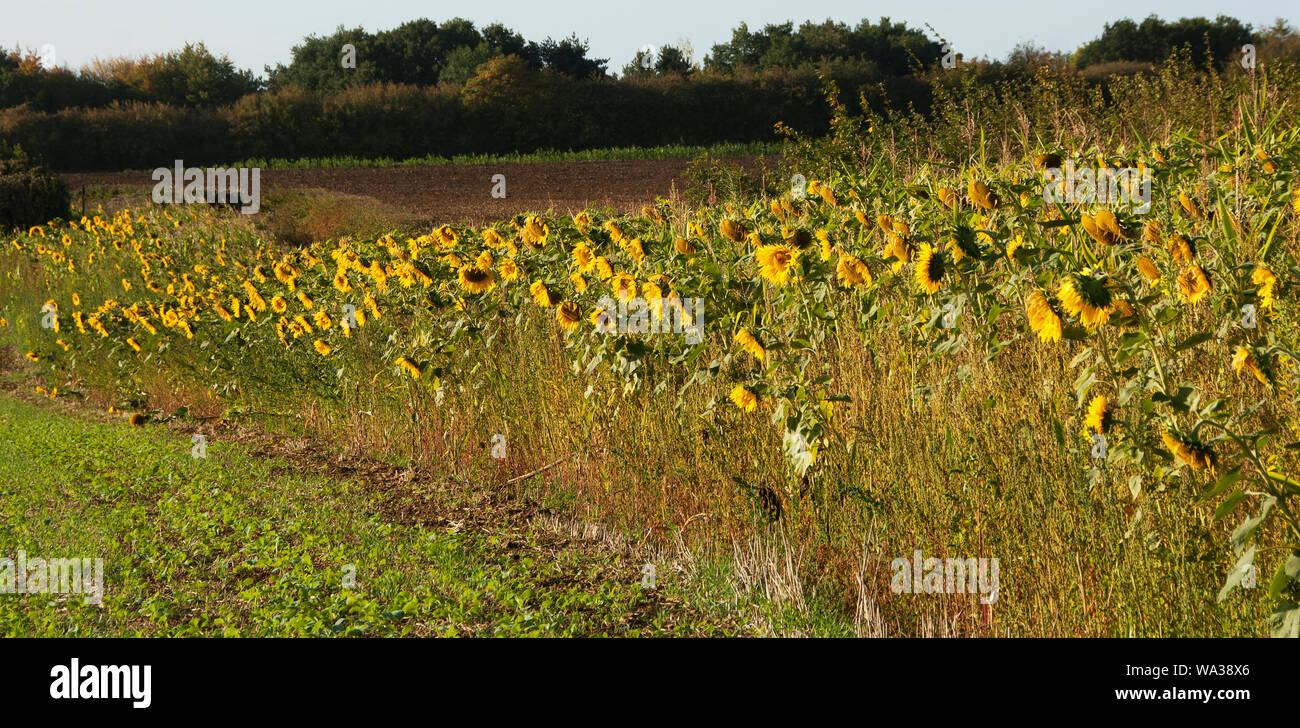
[[0, 143, 69, 230]]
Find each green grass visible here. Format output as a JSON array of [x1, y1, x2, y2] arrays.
[[229, 141, 783, 170], [0, 395, 753, 636]]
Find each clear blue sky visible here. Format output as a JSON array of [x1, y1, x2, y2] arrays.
[[6, 0, 1295, 76]]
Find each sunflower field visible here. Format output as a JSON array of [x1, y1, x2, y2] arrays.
[[5, 71, 1300, 636]]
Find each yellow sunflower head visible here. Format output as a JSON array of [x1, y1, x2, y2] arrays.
[[1058, 273, 1113, 328], [556, 301, 582, 331], [729, 385, 759, 412], [1084, 395, 1113, 435], [914, 243, 946, 294], [756, 244, 798, 285], [734, 329, 766, 361], [458, 264, 496, 294]]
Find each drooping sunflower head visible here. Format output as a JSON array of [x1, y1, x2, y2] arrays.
[[1232, 346, 1270, 386], [1168, 234, 1197, 264], [1176, 265, 1212, 304], [836, 255, 872, 288], [674, 237, 697, 255], [530, 281, 560, 307], [734, 329, 766, 361], [395, 356, 421, 379], [457, 264, 495, 293], [1161, 430, 1215, 471], [720, 219, 745, 243], [1084, 395, 1114, 435], [729, 385, 759, 413], [1252, 265, 1276, 309], [756, 244, 798, 286], [1058, 273, 1113, 328], [1135, 255, 1161, 283], [967, 178, 999, 210], [914, 243, 946, 294], [1026, 290, 1064, 344], [882, 232, 913, 272], [782, 227, 813, 250], [571, 242, 596, 272]]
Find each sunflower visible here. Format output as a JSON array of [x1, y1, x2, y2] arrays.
[[592, 257, 613, 279], [270, 295, 288, 313], [395, 356, 421, 379], [497, 258, 521, 282], [729, 385, 759, 412], [937, 187, 959, 210], [818, 185, 838, 206], [25, 351, 39, 362], [1135, 255, 1161, 283], [734, 329, 766, 361], [882, 233, 913, 272], [968, 178, 999, 210], [530, 281, 560, 307], [605, 220, 626, 244], [1177, 192, 1203, 221], [720, 219, 745, 243], [522, 216, 549, 247], [1026, 291, 1064, 343], [556, 301, 582, 331], [313, 311, 332, 330], [1085, 395, 1114, 435], [1252, 265, 1276, 309], [609, 272, 637, 300], [1162, 430, 1215, 471], [1231, 346, 1270, 385], [756, 244, 798, 285], [674, 237, 697, 255], [571, 242, 596, 273], [1033, 152, 1063, 169], [1176, 265, 1212, 304], [313, 340, 332, 356], [333, 272, 352, 293], [590, 307, 616, 333], [458, 264, 496, 293], [1168, 235, 1196, 264], [1081, 212, 1124, 246], [126, 337, 142, 352], [1058, 273, 1113, 328], [476, 249, 494, 270], [782, 227, 813, 250], [129, 412, 145, 427], [296, 291, 314, 309], [626, 237, 646, 263], [914, 244, 946, 294], [836, 255, 872, 287]]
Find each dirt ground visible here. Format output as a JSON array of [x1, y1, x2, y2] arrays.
[[61, 156, 774, 225]]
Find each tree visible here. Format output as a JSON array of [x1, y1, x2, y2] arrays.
[[1073, 15, 1254, 69], [538, 35, 607, 79]]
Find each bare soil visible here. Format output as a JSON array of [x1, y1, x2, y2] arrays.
[[61, 157, 773, 226]]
